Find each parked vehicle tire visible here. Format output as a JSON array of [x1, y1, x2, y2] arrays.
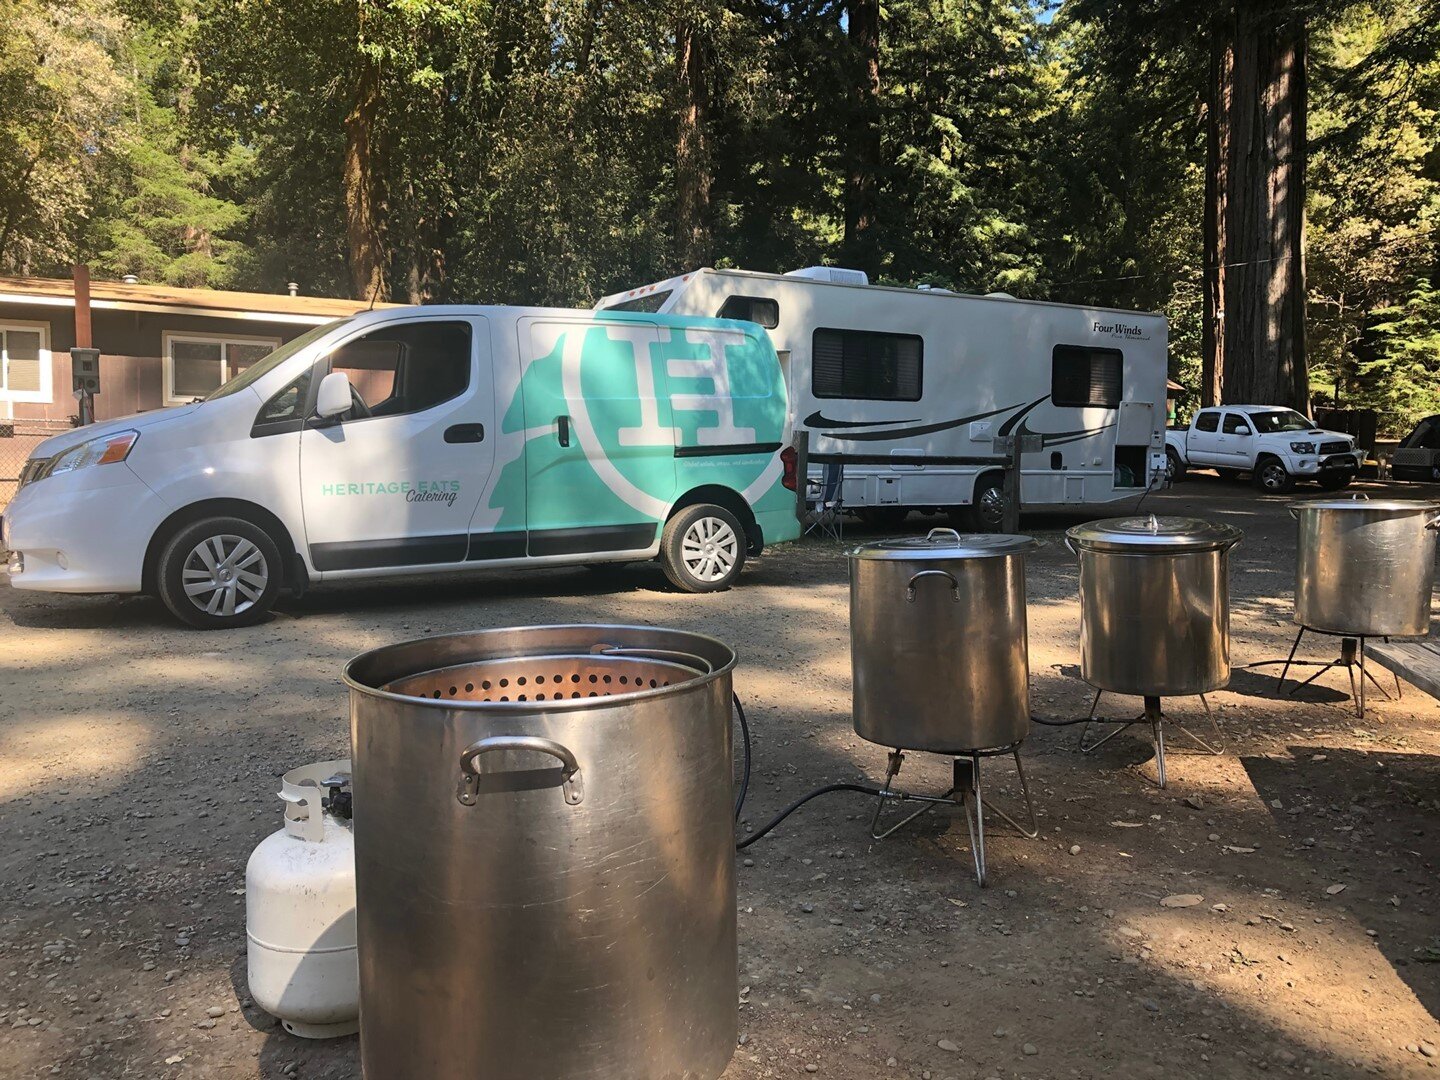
[[968, 475, 1008, 532], [1316, 473, 1354, 491], [1164, 447, 1187, 482], [1253, 456, 1295, 494], [856, 507, 909, 530], [155, 516, 283, 629], [660, 503, 747, 592]]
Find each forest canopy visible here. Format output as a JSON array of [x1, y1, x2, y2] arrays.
[[0, 0, 1436, 431]]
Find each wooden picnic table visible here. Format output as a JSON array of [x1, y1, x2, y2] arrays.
[[1366, 637, 1440, 702]]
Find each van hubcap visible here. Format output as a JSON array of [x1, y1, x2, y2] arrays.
[[182, 535, 268, 617], [681, 517, 738, 583]]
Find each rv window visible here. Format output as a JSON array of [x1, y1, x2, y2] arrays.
[[717, 295, 780, 329], [1051, 346, 1122, 409], [601, 291, 672, 313], [1194, 411, 1220, 433], [812, 329, 923, 401]]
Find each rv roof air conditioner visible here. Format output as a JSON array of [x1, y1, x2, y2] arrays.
[[985, 291, 1017, 300], [784, 266, 870, 286]]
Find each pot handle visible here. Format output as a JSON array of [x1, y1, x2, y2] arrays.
[[457, 736, 584, 807], [906, 569, 960, 603], [925, 527, 963, 543], [1064, 537, 1078, 555], [1426, 513, 1440, 531]]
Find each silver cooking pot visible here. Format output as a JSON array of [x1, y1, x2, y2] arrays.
[[1292, 494, 1440, 637], [1066, 515, 1243, 697], [849, 528, 1037, 752], [344, 625, 737, 1080]]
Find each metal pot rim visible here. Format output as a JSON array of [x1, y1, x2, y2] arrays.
[[849, 529, 1039, 560], [1066, 514, 1242, 553], [343, 623, 736, 712], [1292, 497, 1440, 513]]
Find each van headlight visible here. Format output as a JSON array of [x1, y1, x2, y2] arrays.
[[36, 430, 140, 481], [1290, 441, 1316, 454]]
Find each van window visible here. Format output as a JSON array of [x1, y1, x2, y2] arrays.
[[327, 321, 471, 418], [1051, 345, 1122, 409], [1195, 411, 1220, 433], [252, 370, 315, 434], [717, 295, 780, 329], [1222, 413, 1251, 434], [812, 328, 922, 401]]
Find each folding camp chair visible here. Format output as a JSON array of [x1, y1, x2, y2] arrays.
[[804, 461, 845, 540]]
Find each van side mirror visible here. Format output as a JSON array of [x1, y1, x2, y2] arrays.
[[315, 371, 353, 419]]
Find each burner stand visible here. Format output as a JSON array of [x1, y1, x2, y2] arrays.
[[867, 742, 1037, 887], [1265, 626, 1402, 719], [1076, 692, 1223, 789]]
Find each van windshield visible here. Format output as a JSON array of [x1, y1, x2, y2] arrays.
[[1249, 409, 1314, 434], [203, 320, 348, 402]]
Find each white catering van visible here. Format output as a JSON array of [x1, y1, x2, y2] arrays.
[[598, 266, 1170, 528], [2, 306, 800, 627]]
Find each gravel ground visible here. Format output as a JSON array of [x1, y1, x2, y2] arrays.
[[2, 475, 1439, 1079]]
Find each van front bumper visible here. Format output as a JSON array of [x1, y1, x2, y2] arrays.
[[2, 467, 163, 593]]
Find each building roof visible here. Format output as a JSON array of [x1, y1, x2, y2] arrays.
[[0, 275, 402, 326]]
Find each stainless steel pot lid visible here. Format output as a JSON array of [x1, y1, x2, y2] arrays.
[[1292, 493, 1440, 513], [1066, 514, 1242, 553], [849, 527, 1039, 561]]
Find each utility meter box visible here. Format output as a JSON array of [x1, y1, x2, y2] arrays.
[[70, 348, 101, 395]]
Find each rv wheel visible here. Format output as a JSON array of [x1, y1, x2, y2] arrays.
[[968, 476, 1008, 532], [660, 503, 747, 593]]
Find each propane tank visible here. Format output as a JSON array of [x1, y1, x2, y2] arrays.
[[245, 759, 358, 1039]]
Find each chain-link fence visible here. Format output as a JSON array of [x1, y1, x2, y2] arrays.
[[0, 419, 75, 510]]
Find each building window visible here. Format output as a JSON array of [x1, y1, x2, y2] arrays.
[[1051, 345, 1122, 409], [0, 322, 51, 403], [164, 333, 280, 404], [717, 295, 780, 329], [812, 328, 923, 401]]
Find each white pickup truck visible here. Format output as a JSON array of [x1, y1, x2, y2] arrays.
[[1165, 405, 1363, 493]]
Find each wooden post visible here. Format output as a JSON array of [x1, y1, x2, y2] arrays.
[[73, 264, 92, 349], [1002, 437, 1022, 534], [793, 429, 810, 524]]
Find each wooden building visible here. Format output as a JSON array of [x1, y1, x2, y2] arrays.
[[0, 273, 396, 424]]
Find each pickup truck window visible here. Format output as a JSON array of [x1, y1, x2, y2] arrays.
[[1194, 412, 1220, 432], [1249, 409, 1313, 434], [1051, 345, 1121, 409], [1222, 414, 1250, 434]]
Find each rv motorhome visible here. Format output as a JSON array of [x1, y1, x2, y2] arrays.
[[597, 266, 1169, 528]]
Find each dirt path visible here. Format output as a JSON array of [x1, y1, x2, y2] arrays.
[[2, 478, 1438, 1079]]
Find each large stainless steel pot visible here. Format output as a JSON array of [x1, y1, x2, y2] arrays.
[[344, 625, 738, 1080], [849, 528, 1037, 752], [1292, 495, 1440, 637], [1066, 515, 1243, 697]]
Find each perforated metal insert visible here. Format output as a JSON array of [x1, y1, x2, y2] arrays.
[[382, 654, 699, 703]]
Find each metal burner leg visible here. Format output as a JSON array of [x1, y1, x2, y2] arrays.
[[1357, 640, 1366, 719], [1168, 694, 1225, 756], [869, 750, 955, 840], [957, 756, 986, 887], [1290, 658, 1342, 695], [1149, 704, 1167, 790], [1076, 688, 1104, 751], [988, 748, 1040, 839], [1277, 625, 1306, 690]]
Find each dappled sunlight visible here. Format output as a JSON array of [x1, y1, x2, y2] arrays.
[[0, 712, 153, 801]]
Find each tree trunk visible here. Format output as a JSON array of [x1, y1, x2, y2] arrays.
[[1201, 31, 1230, 408], [1204, 1, 1309, 409], [344, 56, 386, 302], [675, 15, 712, 267], [842, 0, 881, 276]]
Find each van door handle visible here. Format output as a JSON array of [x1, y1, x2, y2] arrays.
[[556, 415, 571, 448], [444, 423, 486, 444]]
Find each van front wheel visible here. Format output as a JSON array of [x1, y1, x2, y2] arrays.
[[156, 516, 283, 629], [660, 504, 746, 593]]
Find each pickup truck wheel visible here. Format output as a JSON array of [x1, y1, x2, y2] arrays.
[[156, 516, 282, 629], [660, 504, 746, 592], [1253, 457, 1295, 494], [1164, 447, 1186, 482]]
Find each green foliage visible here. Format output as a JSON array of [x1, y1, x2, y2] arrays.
[[0, 0, 1434, 433]]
